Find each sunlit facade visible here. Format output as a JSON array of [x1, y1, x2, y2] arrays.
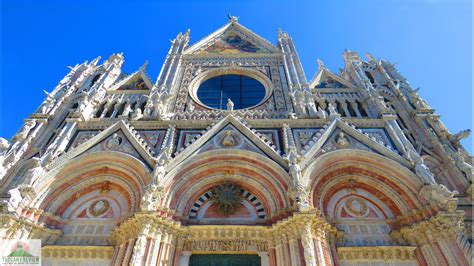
[[0, 16, 472, 266]]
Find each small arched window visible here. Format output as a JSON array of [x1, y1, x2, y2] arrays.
[[197, 75, 266, 110]]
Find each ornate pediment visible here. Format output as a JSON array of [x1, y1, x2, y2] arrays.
[[309, 61, 355, 89], [47, 121, 156, 170], [109, 64, 153, 92], [194, 124, 267, 156], [185, 21, 279, 55], [168, 115, 286, 170], [299, 119, 408, 169]]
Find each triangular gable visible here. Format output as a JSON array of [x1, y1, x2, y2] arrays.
[[299, 119, 409, 169], [47, 121, 156, 170], [194, 124, 269, 156], [109, 68, 153, 92], [309, 63, 355, 89], [185, 20, 279, 55], [167, 115, 286, 170]]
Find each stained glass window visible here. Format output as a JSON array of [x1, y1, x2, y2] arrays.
[[197, 75, 265, 110]]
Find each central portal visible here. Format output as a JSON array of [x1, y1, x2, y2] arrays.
[[189, 254, 261, 266]]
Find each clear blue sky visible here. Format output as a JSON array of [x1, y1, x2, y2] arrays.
[[1, 0, 472, 152]]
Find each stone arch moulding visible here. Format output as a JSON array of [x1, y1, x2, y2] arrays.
[[33, 151, 151, 214], [188, 66, 274, 110], [163, 150, 291, 221], [304, 149, 426, 216]]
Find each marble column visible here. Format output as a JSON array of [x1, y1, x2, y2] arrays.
[[178, 251, 192, 266]]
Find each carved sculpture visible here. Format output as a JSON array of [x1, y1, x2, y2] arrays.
[[226, 98, 234, 111]]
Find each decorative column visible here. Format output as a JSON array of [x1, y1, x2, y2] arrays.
[[258, 252, 270, 266], [301, 224, 317, 266], [392, 211, 469, 266], [178, 251, 192, 266]]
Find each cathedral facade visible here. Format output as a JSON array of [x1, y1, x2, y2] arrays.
[[0, 17, 472, 266]]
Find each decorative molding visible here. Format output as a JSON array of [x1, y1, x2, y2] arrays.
[[337, 246, 417, 261], [42, 245, 114, 259]]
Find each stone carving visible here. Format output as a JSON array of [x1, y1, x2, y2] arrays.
[[184, 240, 267, 252], [105, 133, 122, 149], [420, 184, 458, 208], [22, 157, 44, 188], [221, 130, 238, 147], [89, 199, 110, 217], [39, 91, 57, 114], [226, 98, 234, 111], [345, 197, 368, 217], [301, 224, 317, 266], [328, 102, 339, 120], [130, 108, 143, 121], [316, 107, 327, 119], [13, 120, 36, 141], [410, 89, 431, 110], [335, 132, 350, 148], [209, 183, 243, 215], [408, 152, 436, 185], [285, 147, 310, 211]]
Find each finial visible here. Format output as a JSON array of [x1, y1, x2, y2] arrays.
[[227, 13, 238, 22], [140, 60, 149, 71], [365, 52, 376, 62], [317, 59, 326, 69]]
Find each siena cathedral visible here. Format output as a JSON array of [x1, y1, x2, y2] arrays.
[[0, 17, 472, 266]]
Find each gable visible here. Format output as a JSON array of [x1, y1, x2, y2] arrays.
[[167, 115, 286, 171], [117, 76, 150, 91], [194, 124, 267, 156], [46, 121, 156, 171], [185, 20, 279, 55], [314, 76, 346, 89], [108, 68, 153, 92], [310, 63, 355, 89], [299, 119, 409, 169]]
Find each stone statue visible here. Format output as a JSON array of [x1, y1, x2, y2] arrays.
[[410, 89, 430, 109], [316, 107, 327, 119], [131, 108, 143, 121], [76, 95, 89, 114], [151, 161, 166, 186], [328, 102, 339, 120], [14, 120, 36, 141], [222, 131, 237, 147], [0, 138, 10, 156], [449, 129, 471, 143], [121, 101, 131, 117], [143, 97, 154, 118], [335, 132, 350, 148], [226, 98, 234, 111], [411, 153, 436, 185], [39, 91, 56, 114], [22, 157, 45, 187]]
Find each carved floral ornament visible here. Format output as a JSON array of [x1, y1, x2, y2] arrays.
[[187, 67, 274, 110], [210, 183, 243, 215]]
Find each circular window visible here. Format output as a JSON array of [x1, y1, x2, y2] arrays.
[[196, 74, 266, 110]]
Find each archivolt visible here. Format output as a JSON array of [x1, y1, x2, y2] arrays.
[[305, 149, 425, 216], [163, 150, 291, 217], [33, 151, 151, 213]]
